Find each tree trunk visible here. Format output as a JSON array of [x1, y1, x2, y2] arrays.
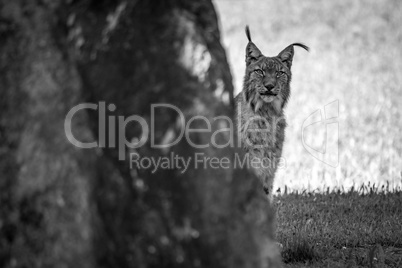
[[0, 0, 281, 267]]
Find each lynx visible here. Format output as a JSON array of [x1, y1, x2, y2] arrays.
[[235, 26, 308, 201]]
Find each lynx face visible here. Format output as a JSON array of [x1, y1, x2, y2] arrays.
[[244, 57, 291, 114], [243, 26, 309, 114]]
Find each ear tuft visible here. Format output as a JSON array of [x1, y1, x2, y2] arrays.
[[245, 25, 252, 42], [291, 43, 310, 52]]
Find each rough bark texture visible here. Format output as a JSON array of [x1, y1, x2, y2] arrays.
[[0, 0, 281, 267]]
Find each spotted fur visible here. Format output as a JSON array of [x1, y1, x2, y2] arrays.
[[235, 26, 308, 201]]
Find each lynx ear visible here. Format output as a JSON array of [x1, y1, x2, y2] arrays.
[[278, 43, 309, 69], [246, 43, 262, 65], [278, 45, 294, 69], [245, 26, 262, 65]]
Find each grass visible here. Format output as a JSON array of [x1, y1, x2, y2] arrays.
[[214, 0, 402, 192], [275, 191, 402, 267]]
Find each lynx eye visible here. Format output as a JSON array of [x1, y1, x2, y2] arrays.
[[254, 69, 264, 76], [276, 71, 286, 78]]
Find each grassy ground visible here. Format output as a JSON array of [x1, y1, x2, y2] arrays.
[[276, 192, 402, 267], [214, 0, 402, 192]]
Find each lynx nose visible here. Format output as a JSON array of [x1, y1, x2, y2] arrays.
[[264, 83, 275, 91]]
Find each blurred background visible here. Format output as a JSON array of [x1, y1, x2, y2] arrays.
[[215, 0, 402, 192]]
